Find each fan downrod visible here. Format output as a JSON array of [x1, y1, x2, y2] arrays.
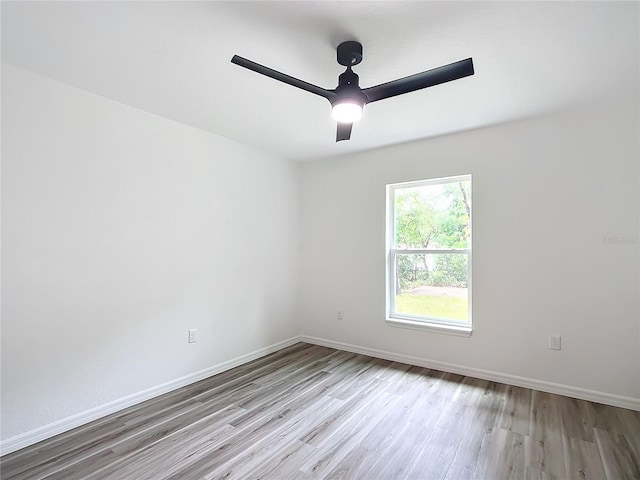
[[337, 41, 363, 67]]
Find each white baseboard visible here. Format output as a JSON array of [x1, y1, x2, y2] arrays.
[[0, 336, 303, 456], [4, 334, 637, 456], [301, 335, 640, 412]]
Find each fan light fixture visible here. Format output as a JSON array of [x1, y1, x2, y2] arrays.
[[331, 102, 363, 123]]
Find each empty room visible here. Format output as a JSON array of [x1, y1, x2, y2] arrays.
[[1, 1, 639, 479]]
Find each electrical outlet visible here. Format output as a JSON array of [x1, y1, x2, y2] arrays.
[[549, 335, 561, 351], [188, 329, 198, 343], [337, 310, 344, 320]]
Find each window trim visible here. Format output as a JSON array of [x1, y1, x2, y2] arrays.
[[386, 174, 472, 334]]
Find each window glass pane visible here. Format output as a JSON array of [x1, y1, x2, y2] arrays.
[[394, 253, 468, 321], [394, 180, 471, 249]]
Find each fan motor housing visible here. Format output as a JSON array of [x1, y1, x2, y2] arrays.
[[337, 41, 363, 66]]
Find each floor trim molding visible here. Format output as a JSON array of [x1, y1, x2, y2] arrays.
[[4, 334, 637, 456], [0, 336, 303, 456], [301, 335, 640, 412]]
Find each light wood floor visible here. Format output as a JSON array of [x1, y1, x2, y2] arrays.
[[1, 343, 639, 480]]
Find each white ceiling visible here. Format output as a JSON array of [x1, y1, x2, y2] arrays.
[[2, 1, 638, 161]]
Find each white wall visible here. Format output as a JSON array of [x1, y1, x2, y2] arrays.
[[1, 64, 300, 441], [2, 62, 638, 449], [298, 99, 640, 401]]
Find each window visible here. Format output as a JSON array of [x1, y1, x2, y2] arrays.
[[386, 175, 472, 335]]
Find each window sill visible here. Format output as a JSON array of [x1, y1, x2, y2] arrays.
[[385, 317, 472, 337]]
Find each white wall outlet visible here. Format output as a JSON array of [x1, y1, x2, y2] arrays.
[[188, 329, 198, 343], [337, 310, 344, 320], [549, 335, 561, 351]]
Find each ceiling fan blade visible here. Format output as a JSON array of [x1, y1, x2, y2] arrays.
[[363, 58, 474, 103], [231, 55, 336, 101], [336, 122, 353, 142]]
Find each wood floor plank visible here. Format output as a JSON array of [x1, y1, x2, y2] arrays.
[[374, 360, 412, 381], [556, 395, 595, 442], [525, 390, 568, 479], [405, 400, 469, 479], [232, 368, 331, 416], [402, 370, 450, 427], [8, 395, 242, 480], [562, 436, 607, 480], [207, 434, 312, 479], [54, 408, 242, 480], [594, 427, 640, 480], [298, 391, 400, 478], [1, 342, 638, 480], [325, 357, 385, 401], [322, 376, 436, 479], [444, 381, 504, 479], [474, 428, 526, 480], [297, 378, 383, 447], [499, 384, 533, 436], [160, 371, 345, 479], [364, 420, 430, 480]]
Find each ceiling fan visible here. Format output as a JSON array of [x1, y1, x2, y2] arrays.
[[231, 41, 474, 142]]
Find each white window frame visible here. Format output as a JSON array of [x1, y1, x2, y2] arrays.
[[386, 174, 472, 336]]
